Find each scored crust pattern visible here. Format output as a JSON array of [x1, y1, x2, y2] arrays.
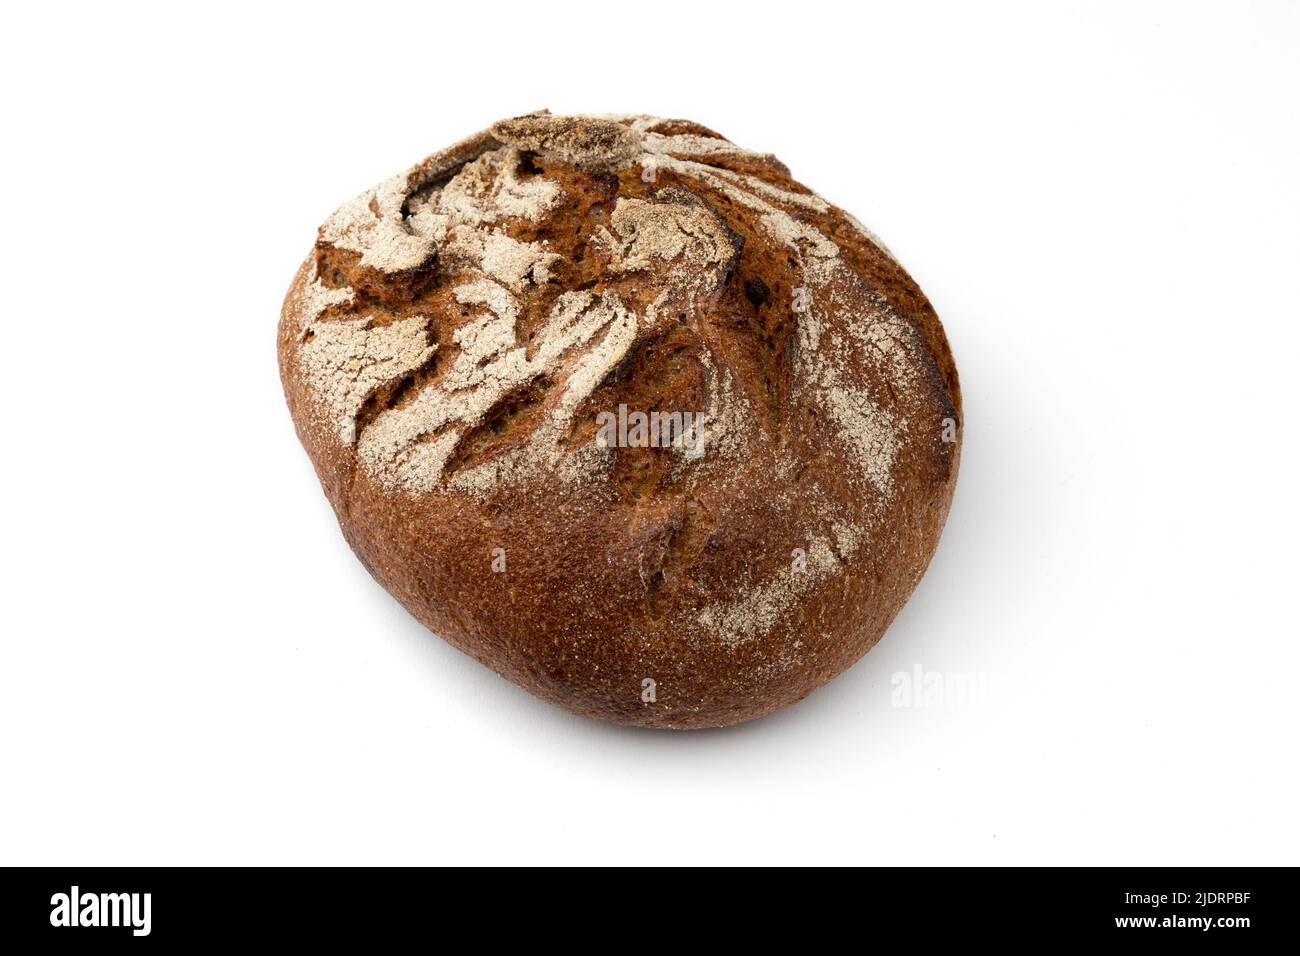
[[280, 112, 961, 727]]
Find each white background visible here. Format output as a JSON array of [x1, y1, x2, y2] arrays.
[[2, 1, 1296, 866]]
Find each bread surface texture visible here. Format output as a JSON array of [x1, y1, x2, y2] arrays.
[[279, 112, 961, 729]]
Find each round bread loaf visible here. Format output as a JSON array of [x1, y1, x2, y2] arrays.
[[279, 112, 961, 729]]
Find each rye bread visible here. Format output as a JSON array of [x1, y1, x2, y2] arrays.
[[278, 112, 961, 729]]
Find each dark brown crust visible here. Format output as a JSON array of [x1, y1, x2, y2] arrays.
[[279, 116, 961, 729]]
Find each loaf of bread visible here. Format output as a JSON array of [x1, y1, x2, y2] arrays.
[[279, 112, 961, 728]]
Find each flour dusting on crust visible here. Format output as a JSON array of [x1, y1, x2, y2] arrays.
[[290, 114, 918, 505], [298, 315, 434, 445]]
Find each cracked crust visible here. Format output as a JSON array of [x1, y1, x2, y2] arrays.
[[279, 111, 961, 728]]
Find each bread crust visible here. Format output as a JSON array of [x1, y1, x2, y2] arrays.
[[279, 113, 961, 728]]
